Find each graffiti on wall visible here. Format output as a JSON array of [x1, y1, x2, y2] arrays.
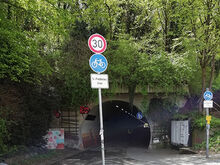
[[46, 129, 64, 149]]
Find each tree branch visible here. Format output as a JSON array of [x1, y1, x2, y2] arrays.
[[104, 0, 113, 40], [157, 9, 165, 34], [209, 54, 215, 90], [0, 0, 26, 11]]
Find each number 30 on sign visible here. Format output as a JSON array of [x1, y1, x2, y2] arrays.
[[88, 34, 107, 54]]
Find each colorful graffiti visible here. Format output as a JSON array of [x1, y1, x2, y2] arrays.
[[46, 129, 64, 149]]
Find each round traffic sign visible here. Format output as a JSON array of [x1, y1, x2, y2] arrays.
[[89, 54, 108, 73], [203, 91, 213, 101], [136, 112, 143, 120], [88, 34, 107, 54]]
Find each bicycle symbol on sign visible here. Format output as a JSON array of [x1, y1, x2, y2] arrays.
[[203, 91, 213, 100], [205, 94, 211, 98], [92, 58, 106, 68]]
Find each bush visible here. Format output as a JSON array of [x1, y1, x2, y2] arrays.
[[192, 114, 220, 130], [193, 131, 220, 152], [0, 106, 18, 155], [0, 118, 8, 154], [173, 111, 220, 129], [210, 131, 220, 152], [22, 95, 53, 146], [0, 84, 56, 149], [188, 112, 220, 152]]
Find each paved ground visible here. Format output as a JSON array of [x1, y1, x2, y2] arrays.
[[54, 145, 220, 165], [127, 147, 220, 165]]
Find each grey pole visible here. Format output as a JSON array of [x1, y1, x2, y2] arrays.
[[98, 88, 105, 165], [206, 107, 209, 158], [205, 88, 209, 158]]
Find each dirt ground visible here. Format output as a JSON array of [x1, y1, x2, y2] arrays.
[[1, 148, 81, 165]]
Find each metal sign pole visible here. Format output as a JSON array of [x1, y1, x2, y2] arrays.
[[98, 88, 105, 165], [206, 107, 209, 158], [88, 33, 107, 165], [205, 88, 210, 158]]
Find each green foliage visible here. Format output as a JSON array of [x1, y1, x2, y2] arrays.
[[174, 112, 220, 152], [172, 113, 189, 120], [0, 1, 55, 83], [57, 69, 96, 107], [140, 97, 150, 115], [188, 69, 202, 95], [192, 115, 206, 129], [193, 115, 220, 130], [212, 74, 220, 91], [0, 106, 17, 155], [209, 131, 220, 152], [0, 17, 31, 81], [10, 150, 57, 165], [175, 0, 220, 96], [81, 0, 110, 34], [56, 30, 96, 107], [108, 37, 142, 88], [173, 112, 220, 130], [0, 86, 56, 149], [0, 0, 219, 151], [21, 92, 54, 145], [0, 118, 9, 154], [140, 51, 193, 91], [194, 131, 220, 152], [0, 0, 81, 83], [162, 98, 178, 113]]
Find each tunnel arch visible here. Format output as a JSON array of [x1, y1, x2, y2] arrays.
[[80, 100, 151, 149]]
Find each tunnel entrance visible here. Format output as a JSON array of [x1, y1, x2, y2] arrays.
[[80, 100, 151, 149]]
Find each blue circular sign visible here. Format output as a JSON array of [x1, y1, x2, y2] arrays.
[[136, 112, 143, 120], [203, 91, 213, 101], [89, 54, 108, 73]]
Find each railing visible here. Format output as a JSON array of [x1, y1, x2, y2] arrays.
[[60, 109, 78, 137]]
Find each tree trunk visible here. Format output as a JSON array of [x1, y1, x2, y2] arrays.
[[209, 55, 215, 90], [201, 67, 206, 94], [104, 2, 113, 40], [128, 85, 136, 113], [199, 66, 206, 113]]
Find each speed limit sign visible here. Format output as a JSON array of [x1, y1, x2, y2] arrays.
[[88, 34, 107, 54]]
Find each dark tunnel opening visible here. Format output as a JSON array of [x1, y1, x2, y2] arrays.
[[99, 100, 151, 148]]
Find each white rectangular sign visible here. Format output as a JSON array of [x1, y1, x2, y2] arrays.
[[203, 100, 213, 108], [90, 74, 109, 89]]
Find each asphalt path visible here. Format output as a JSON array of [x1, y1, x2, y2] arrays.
[[55, 145, 220, 165]]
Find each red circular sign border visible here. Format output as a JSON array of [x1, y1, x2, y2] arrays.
[[88, 34, 107, 54]]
